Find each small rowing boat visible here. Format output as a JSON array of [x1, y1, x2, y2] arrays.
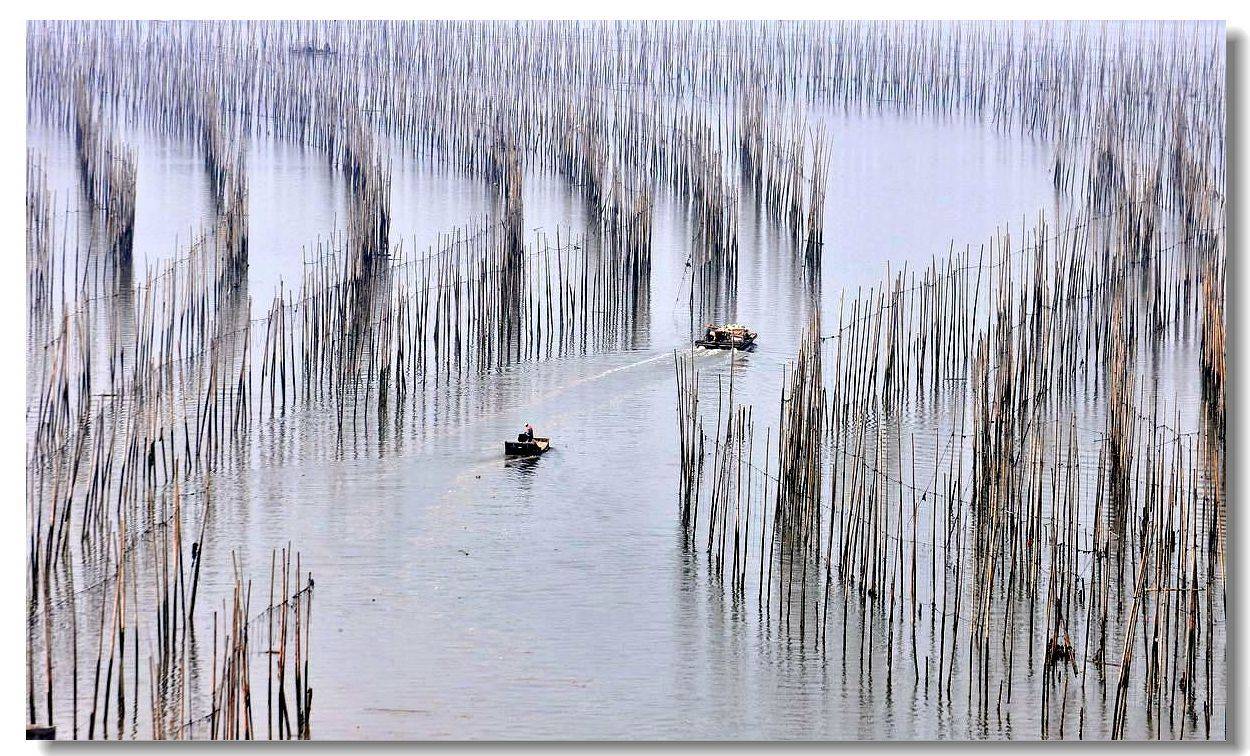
[[505, 436, 550, 457], [696, 323, 757, 350]]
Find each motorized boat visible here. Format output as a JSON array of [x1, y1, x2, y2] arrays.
[[696, 323, 757, 350], [505, 436, 551, 457]]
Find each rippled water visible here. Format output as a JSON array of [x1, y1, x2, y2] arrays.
[[27, 103, 1224, 740]]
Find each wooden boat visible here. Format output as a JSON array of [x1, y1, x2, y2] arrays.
[[696, 323, 757, 350], [505, 436, 550, 457]]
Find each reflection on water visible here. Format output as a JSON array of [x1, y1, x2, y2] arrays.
[[504, 451, 545, 485]]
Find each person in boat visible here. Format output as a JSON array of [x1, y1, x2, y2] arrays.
[[520, 423, 535, 442]]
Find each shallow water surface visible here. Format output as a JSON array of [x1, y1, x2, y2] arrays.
[[27, 102, 1222, 740]]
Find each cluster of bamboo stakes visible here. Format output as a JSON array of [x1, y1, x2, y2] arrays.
[[27, 122, 311, 736], [281, 211, 654, 440], [25, 223, 316, 739], [204, 549, 313, 740], [200, 95, 249, 280], [29, 20, 855, 292], [739, 88, 830, 265], [31, 20, 1223, 166], [27, 154, 56, 328], [673, 195, 1224, 739], [72, 82, 137, 270]]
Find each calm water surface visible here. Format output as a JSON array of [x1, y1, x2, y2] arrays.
[[29, 106, 1221, 739]]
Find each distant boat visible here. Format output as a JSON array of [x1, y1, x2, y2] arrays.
[[505, 436, 550, 457], [696, 323, 757, 351], [291, 44, 336, 57]]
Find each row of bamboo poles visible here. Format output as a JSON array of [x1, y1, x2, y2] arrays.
[[28, 21, 1224, 170]]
